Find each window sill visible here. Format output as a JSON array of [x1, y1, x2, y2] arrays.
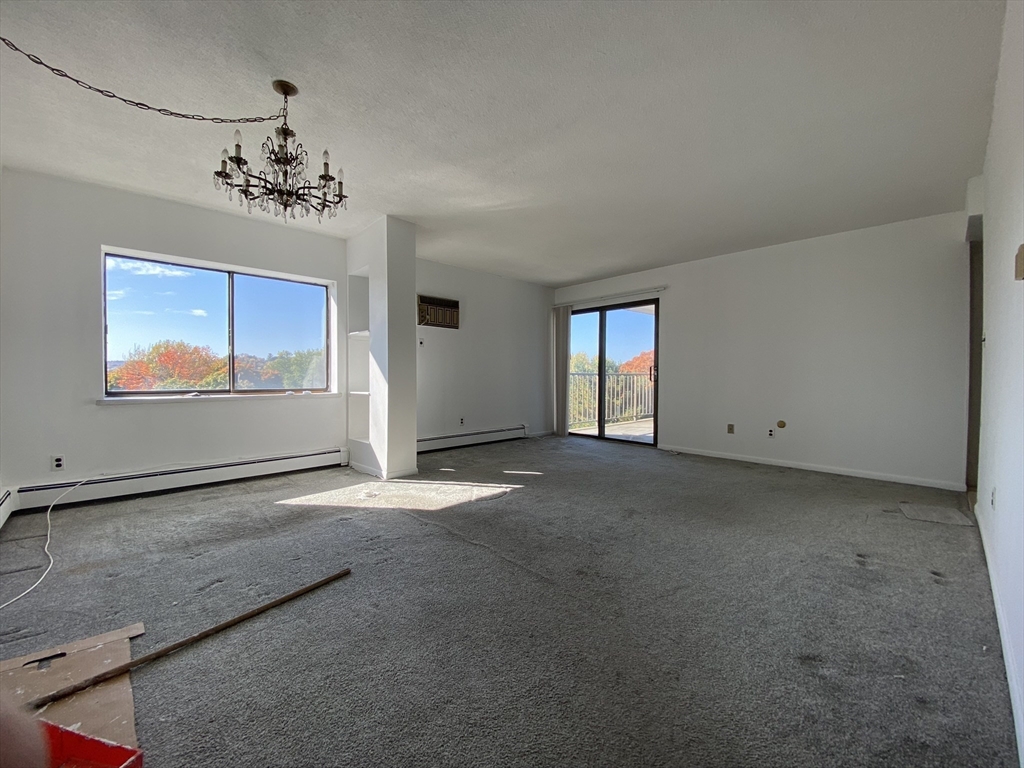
[[96, 392, 343, 405]]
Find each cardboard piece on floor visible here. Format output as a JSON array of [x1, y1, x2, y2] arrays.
[[0, 623, 144, 747]]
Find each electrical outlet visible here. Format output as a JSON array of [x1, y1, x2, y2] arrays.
[[767, 428, 775, 438], [460, 417, 465, 426], [991, 488, 996, 508], [51, 455, 65, 471], [727, 423, 734, 434]]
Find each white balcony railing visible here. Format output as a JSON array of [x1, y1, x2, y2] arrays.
[[569, 372, 654, 429]]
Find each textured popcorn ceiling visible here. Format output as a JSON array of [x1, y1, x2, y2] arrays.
[[0, 0, 1005, 286]]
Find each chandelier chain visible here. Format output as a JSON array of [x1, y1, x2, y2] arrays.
[[0, 36, 283, 124]]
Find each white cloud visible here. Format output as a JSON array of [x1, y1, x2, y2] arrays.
[[107, 289, 127, 301], [156, 291, 176, 296], [107, 257, 192, 278], [166, 308, 208, 317]]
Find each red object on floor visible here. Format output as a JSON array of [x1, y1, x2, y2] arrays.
[[43, 721, 143, 768]]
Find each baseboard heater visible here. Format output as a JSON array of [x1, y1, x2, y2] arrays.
[[417, 425, 528, 453], [0, 489, 12, 529], [14, 448, 346, 513]]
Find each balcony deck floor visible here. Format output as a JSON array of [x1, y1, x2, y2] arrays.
[[571, 417, 654, 443]]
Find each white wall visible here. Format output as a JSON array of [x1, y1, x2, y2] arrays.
[[0, 170, 347, 500], [977, 1, 1024, 759], [555, 212, 970, 490], [416, 259, 553, 440]]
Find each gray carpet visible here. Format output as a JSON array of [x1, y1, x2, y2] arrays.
[[0, 437, 1018, 767]]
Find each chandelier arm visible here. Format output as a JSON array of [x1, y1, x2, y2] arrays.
[[250, 178, 275, 195]]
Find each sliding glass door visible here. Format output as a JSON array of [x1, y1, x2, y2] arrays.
[[569, 300, 658, 445]]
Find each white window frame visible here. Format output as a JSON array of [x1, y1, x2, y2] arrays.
[[100, 245, 338, 400]]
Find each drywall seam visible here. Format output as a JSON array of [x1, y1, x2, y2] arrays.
[[657, 444, 967, 491], [976, 501, 1024, 766]]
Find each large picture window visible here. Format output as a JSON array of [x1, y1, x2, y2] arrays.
[[104, 253, 329, 395]]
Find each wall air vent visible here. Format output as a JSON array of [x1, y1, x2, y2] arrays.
[[417, 295, 460, 329]]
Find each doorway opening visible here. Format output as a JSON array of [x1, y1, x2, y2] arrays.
[[569, 300, 658, 445]]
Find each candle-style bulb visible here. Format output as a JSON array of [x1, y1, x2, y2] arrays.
[[335, 166, 344, 183], [221, 148, 229, 161], [322, 149, 330, 164], [233, 129, 243, 147]]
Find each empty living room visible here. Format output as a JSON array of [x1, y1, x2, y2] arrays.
[[0, 1, 1021, 766]]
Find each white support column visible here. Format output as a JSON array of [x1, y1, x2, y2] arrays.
[[345, 216, 418, 479], [383, 216, 418, 478]]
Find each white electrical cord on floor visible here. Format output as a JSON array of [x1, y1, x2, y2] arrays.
[[0, 454, 277, 610], [0, 477, 93, 610]]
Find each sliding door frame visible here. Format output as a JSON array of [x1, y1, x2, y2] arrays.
[[570, 298, 659, 446]]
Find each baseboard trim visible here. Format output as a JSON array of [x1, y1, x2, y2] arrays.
[[975, 502, 1024, 768], [657, 444, 966, 492], [417, 425, 528, 453], [349, 460, 379, 477], [14, 448, 348, 511], [382, 467, 419, 480]]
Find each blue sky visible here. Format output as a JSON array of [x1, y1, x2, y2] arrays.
[[233, 274, 327, 359], [105, 256, 326, 360], [571, 307, 655, 364]]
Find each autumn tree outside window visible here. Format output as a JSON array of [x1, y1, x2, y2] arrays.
[[104, 253, 330, 395]]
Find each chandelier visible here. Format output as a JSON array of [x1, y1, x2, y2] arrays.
[[214, 81, 346, 222]]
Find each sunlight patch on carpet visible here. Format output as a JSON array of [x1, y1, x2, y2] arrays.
[[277, 479, 521, 512]]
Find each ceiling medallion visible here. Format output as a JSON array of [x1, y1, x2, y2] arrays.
[[214, 81, 347, 222]]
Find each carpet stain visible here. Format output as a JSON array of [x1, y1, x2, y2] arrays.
[[0, 627, 47, 646], [0, 564, 44, 576], [196, 578, 225, 593]]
